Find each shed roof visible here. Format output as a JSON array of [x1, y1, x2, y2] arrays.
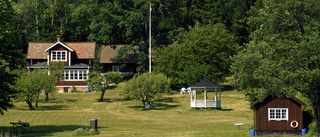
[[190, 77, 222, 89], [251, 96, 306, 107], [27, 42, 96, 59]]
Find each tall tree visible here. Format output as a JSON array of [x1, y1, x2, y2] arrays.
[[0, 60, 16, 114], [231, 0, 320, 135], [0, 0, 25, 114], [0, 0, 25, 69], [154, 23, 239, 88]]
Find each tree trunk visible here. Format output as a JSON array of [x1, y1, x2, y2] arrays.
[[98, 90, 106, 101], [310, 90, 320, 137], [35, 101, 38, 108], [26, 101, 35, 110], [45, 93, 49, 101], [313, 102, 320, 137]]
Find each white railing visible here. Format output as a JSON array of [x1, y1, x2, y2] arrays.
[[190, 100, 221, 108]]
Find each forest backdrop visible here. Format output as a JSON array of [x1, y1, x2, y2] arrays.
[[4, 0, 320, 135]]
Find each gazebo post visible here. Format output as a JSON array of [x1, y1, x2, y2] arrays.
[[204, 88, 207, 108], [214, 88, 217, 101]]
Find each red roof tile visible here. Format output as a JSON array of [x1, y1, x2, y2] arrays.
[[27, 42, 96, 59]]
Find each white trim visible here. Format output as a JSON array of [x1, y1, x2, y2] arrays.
[[45, 42, 74, 52], [63, 69, 89, 81], [51, 50, 67, 61], [268, 108, 288, 121], [56, 85, 88, 87], [69, 51, 71, 66], [112, 65, 120, 72]]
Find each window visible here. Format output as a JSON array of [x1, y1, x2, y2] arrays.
[[64, 70, 88, 81], [112, 65, 120, 72], [51, 50, 67, 61], [268, 108, 288, 121]]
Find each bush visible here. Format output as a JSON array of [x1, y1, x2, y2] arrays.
[[73, 127, 99, 136], [307, 121, 317, 137], [70, 86, 80, 93]]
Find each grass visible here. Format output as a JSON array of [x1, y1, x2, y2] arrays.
[[0, 83, 255, 137]]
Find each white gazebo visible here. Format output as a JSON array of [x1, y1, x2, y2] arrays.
[[190, 78, 222, 109]]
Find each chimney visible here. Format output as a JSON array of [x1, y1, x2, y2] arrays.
[[56, 35, 61, 42]]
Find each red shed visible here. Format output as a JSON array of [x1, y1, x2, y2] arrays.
[[251, 96, 307, 136]]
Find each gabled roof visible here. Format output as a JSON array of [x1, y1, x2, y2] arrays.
[[251, 96, 306, 107], [45, 42, 74, 52], [27, 42, 96, 59], [100, 45, 138, 63], [190, 77, 222, 89]]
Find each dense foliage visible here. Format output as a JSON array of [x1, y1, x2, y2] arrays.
[[15, 69, 56, 110], [231, 0, 320, 134], [154, 23, 239, 88]]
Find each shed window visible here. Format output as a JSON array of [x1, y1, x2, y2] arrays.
[[268, 108, 288, 121]]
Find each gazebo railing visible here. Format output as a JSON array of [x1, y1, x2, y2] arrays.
[[190, 100, 221, 108]]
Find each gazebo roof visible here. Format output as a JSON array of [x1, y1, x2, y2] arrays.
[[190, 78, 222, 89]]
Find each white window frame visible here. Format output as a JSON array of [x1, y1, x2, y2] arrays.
[[112, 65, 120, 72], [268, 108, 288, 121], [51, 50, 67, 61], [63, 69, 88, 81]]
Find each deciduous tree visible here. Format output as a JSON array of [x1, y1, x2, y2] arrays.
[[154, 23, 239, 89], [121, 73, 171, 109], [15, 69, 56, 110], [86, 72, 123, 101], [231, 0, 320, 135]]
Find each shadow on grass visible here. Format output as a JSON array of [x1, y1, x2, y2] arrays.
[[127, 102, 180, 111], [64, 99, 78, 102], [222, 85, 236, 91], [13, 105, 68, 111], [157, 97, 178, 103], [97, 98, 129, 102], [36, 105, 68, 110], [0, 125, 91, 137]]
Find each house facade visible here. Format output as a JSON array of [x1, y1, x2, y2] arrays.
[[100, 45, 138, 79], [26, 36, 96, 93], [251, 96, 308, 136]]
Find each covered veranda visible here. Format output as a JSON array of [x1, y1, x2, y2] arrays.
[[190, 78, 222, 109]]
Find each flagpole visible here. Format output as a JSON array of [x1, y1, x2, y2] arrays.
[[149, 2, 152, 73]]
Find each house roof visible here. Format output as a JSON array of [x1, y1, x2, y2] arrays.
[[27, 42, 96, 59], [251, 96, 306, 107], [190, 77, 222, 89], [100, 45, 138, 63], [45, 42, 74, 52]]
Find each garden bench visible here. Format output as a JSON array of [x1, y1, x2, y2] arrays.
[[10, 121, 30, 130], [234, 123, 244, 130]]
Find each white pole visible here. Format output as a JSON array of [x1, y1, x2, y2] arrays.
[[149, 2, 152, 73]]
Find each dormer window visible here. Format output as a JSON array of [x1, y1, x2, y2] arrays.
[[51, 50, 67, 61]]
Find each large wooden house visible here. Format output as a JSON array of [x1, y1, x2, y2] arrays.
[[26, 36, 139, 93], [26, 36, 96, 93], [251, 96, 311, 136]]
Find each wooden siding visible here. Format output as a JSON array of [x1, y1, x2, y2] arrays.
[[102, 63, 137, 73], [254, 96, 303, 131], [56, 81, 87, 86], [48, 44, 69, 66]]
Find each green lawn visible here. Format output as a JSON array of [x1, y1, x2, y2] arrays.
[[0, 84, 254, 137]]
